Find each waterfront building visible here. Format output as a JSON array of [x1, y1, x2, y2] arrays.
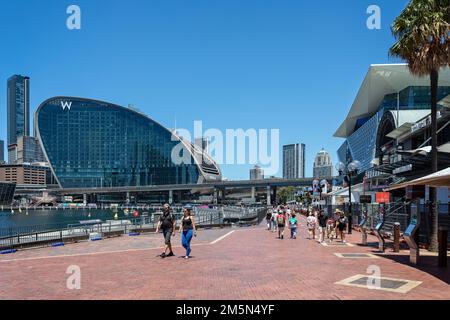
[[35, 97, 222, 188], [334, 64, 450, 203], [8, 136, 45, 164], [283, 143, 305, 179], [335, 64, 450, 174], [313, 148, 333, 179], [0, 182, 16, 205], [7, 75, 30, 147], [250, 165, 264, 180], [0, 163, 49, 185]]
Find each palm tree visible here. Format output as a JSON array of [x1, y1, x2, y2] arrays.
[[389, 0, 450, 251]]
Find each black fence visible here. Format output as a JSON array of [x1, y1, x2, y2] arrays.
[[317, 202, 450, 245]]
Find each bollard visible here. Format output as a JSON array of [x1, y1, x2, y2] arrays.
[[438, 227, 448, 268], [393, 222, 400, 253]]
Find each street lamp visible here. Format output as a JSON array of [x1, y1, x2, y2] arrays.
[[335, 160, 361, 234]]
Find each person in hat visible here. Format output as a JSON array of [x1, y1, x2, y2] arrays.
[[155, 203, 176, 258], [333, 209, 342, 240], [179, 204, 197, 259]]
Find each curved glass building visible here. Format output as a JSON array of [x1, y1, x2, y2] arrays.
[[35, 97, 221, 188]]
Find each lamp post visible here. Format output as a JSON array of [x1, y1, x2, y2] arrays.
[[336, 160, 361, 234]]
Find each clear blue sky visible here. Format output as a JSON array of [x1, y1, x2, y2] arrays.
[[0, 0, 408, 180]]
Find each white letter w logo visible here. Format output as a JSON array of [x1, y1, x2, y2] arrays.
[[61, 101, 72, 110]]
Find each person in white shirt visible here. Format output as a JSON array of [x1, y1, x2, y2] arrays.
[[306, 212, 317, 240]]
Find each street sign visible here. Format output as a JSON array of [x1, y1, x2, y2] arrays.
[[360, 195, 372, 204], [376, 192, 390, 203]]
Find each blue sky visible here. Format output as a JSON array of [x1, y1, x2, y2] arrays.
[[0, 0, 408, 180]]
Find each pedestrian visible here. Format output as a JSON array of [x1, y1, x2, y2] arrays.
[[326, 216, 335, 242], [333, 209, 341, 239], [306, 212, 317, 240], [337, 211, 348, 243], [179, 204, 197, 259], [272, 209, 278, 232], [317, 210, 327, 243], [155, 203, 176, 258], [276, 210, 286, 239], [289, 212, 298, 239], [266, 209, 272, 230]]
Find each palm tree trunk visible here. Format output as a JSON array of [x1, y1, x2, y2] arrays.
[[429, 69, 439, 252]]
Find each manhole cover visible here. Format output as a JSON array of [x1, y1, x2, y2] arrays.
[[335, 274, 422, 293], [334, 253, 380, 259]]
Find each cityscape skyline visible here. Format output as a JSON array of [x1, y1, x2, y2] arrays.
[[0, 0, 409, 180]]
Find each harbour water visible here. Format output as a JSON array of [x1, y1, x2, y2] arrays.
[[0, 208, 151, 231]]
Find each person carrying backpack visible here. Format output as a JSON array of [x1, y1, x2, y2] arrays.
[[276, 210, 286, 239], [155, 203, 176, 258]]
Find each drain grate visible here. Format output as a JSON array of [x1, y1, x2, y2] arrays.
[[334, 253, 380, 259], [335, 274, 422, 293]]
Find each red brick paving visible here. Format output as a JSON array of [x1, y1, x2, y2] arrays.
[[0, 218, 448, 300]]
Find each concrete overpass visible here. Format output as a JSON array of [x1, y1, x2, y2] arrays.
[[15, 177, 335, 205]]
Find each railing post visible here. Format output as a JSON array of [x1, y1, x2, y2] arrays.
[[393, 222, 400, 253]]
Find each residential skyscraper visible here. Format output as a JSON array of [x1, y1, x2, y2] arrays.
[[313, 148, 333, 179], [7, 75, 30, 147], [0, 140, 4, 163], [283, 143, 305, 179]]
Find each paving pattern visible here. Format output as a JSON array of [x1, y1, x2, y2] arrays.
[[0, 217, 448, 300]]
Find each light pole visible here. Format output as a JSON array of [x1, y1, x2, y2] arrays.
[[336, 160, 361, 234]]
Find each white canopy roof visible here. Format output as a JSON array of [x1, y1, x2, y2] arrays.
[[385, 167, 450, 191], [334, 64, 450, 138]]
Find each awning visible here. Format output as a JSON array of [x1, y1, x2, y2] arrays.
[[384, 167, 450, 191]]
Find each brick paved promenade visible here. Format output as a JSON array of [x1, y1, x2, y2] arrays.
[[0, 217, 448, 300]]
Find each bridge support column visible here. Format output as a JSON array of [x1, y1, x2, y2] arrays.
[[83, 194, 87, 205], [266, 186, 271, 206], [169, 190, 173, 205], [251, 187, 256, 201], [126, 192, 130, 204]]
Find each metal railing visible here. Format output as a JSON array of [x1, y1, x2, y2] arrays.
[[0, 205, 267, 250]]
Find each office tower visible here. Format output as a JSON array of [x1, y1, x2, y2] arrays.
[[250, 165, 264, 180], [283, 143, 305, 179], [7, 75, 30, 147], [313, 148, 333, 179]]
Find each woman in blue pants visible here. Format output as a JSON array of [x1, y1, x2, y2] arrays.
[[179, 205, 197, 259]]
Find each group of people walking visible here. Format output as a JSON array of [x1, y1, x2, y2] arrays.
[[155, 203, 197, 259], [266, 205, 349, 243]]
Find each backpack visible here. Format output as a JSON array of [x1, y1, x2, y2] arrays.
[[277, 215, 285, 225]]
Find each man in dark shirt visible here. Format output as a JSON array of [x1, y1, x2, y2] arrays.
[[155, 203, 176, 258]]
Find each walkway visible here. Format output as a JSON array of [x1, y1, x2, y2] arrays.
[[0, 218, 448, 300]]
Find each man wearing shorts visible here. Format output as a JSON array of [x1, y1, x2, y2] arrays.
[[276, 210, 286, 239], [155, 203, 176, 258]]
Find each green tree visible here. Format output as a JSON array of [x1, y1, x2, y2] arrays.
[[389, 0, 450, 251], [277, 186, 295, 204]]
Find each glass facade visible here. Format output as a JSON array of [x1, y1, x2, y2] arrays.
[[0, 182, 16, 205], [338, 86, 450, 173], [7, 75, 30, 147], [36, 97, 220, 188]]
